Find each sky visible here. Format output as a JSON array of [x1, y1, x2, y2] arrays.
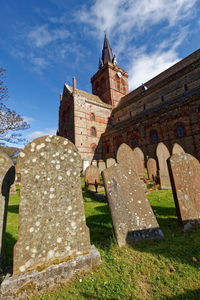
[[0, 0, 200, 148]]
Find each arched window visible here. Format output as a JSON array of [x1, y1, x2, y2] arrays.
[[133, 137, 137, 148], [91, 127, 96, 137], [90, 113, 95, 121], [91, 144, 96, 153], [177, 125, 184, 137], [152, 131, 158, 143]]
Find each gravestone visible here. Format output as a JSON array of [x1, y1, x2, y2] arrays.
[[106, 158, 116, 168], [156, 142, 171, 189], [91, 160, 97, 166], [132, 147, 146, 179], [0, 150, 15, 267], [85, 165, 100, 192], [13, 135, 101, 277], [172, 143, 185, 155], [82, 159, 90, 175], [168, 153, 200, 231], [10, 183, 17, 195], [98, 160, 106, 174], [102, 164, 163, 247], [147, 158, 157, 182], [117, 143, 137, 173]]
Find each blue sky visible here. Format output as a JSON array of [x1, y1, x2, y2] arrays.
[[1, 0, 200, 147]]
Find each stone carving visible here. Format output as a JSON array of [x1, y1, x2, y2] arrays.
[[82, 159, 90, 175], [0, 150, 15, 267], [156, 142, 171, 189], [147, 158, 157, 182], [98, 160, 106, 174], [14, 135, 100, 275], [102, 164, 163, 247], [85, 165, 100, 193], [168, 153, 200, 231], [106, 158, 116, 168], [172, 143, 185, 155], [132, 147, 146, 179]]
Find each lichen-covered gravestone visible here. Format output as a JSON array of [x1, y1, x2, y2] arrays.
[[117, 143, 137, 174], [168, 153, 200, 231], [13, 135, 101, 276], [98, 160, 106, 174], [156, 142, 171, 189], [82, 159, 90, 175], [172, 143, 185, 155], [132, 147, 146, 179], [147, 158, 157, 182], [85, 165, 100, 193], [106, 158, 116, 168], [102, 164, 163, 247], [0, 150, 15, 267]]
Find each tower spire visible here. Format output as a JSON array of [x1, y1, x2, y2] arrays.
[[101, 34, 114, 66]]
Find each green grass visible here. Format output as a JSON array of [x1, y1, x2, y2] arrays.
[[5, 183, 200, 299]]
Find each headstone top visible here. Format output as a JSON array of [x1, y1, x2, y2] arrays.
[[117, 143, 137, 172], [172, 143, 185, 155], [85, 165, 100, 185], [156, 142, 171, 189]]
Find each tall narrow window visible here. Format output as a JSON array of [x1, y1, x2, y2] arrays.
[[90, 113, 95, 121], [91, 127, 96, 137], [143, 104, 146, 111], [91, 144, 96, 153], [152, 131, 158, 143], [177, 125, 184, 137], [133, 137, 137, 148], [184, 84, 188, 91], [161, 96, 164, 102]]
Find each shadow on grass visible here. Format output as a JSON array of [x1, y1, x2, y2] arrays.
[[165, 288, 200, 299], [4, 232, 16, 268], [7, 204, 19, 214]]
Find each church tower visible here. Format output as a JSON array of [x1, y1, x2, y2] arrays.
[[91, 34, 129, 108]]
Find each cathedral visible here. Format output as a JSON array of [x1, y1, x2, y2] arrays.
[[58, 35, 200, 163]]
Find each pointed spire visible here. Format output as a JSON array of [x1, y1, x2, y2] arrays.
[[101, 34, 114, 66]]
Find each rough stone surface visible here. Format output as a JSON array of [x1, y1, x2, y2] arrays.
[[106, 158, 116, 168], [168, 153, 200, 231], [102, 164, 163, 247], [0, 245, 101, 300], [172, 143, 185, 155], [117, 143, 137, 174], [0, 150, 15, 267], [85, 165, 100, 185], [98, 160, 106, 174], [14, 135, 92, 275], [147, 158, 157, 182], [156, 143, 171, 189], [82, 159, 90, 175], [132, 147, 145, 179], [9, 184, 17, 195]]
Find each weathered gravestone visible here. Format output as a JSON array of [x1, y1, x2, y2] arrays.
[[168, 153, 200, 231], [147, 158, 157, 182], [85, 165, 100, 193], [98, 160, 106, 174], [3, 135, 101, 298], [102, 164, 163, 247], [132, 147, 146, 179], [0, 150, 15, 267], [156, 142, 171, 189], [117, 143, 137, 174], [106, 158, 116, 168], [172, 143, 185, 155], [91, 160, 97, 166], [82, 158, 90, 175]]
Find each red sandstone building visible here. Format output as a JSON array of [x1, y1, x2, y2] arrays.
[[58, 35, 200, 162]]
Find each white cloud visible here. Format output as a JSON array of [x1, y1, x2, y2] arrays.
[[27, 24, 70, 48], [27, 128, 57, 140], [22, 116, 35, 123]]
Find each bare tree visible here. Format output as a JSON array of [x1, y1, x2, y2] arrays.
[[0, 68, 29, 144]]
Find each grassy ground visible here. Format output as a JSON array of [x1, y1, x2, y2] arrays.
[[5, 183, 200, 299]]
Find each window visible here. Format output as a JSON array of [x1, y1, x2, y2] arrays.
[[161, 96, 164, 102], [106, 145, 110, 153], [152, 131, 158, 143], [91, 127, 96, 137], [90, 113, 95, 121], [143, 104, 146, 110], [133, 137, 137, 148], [177, 125, 184, 137], [91, 144, 96, 153], [184, 84, 188, 91]]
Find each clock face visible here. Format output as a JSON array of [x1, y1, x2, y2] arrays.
[[117, 71, 122, 78]]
